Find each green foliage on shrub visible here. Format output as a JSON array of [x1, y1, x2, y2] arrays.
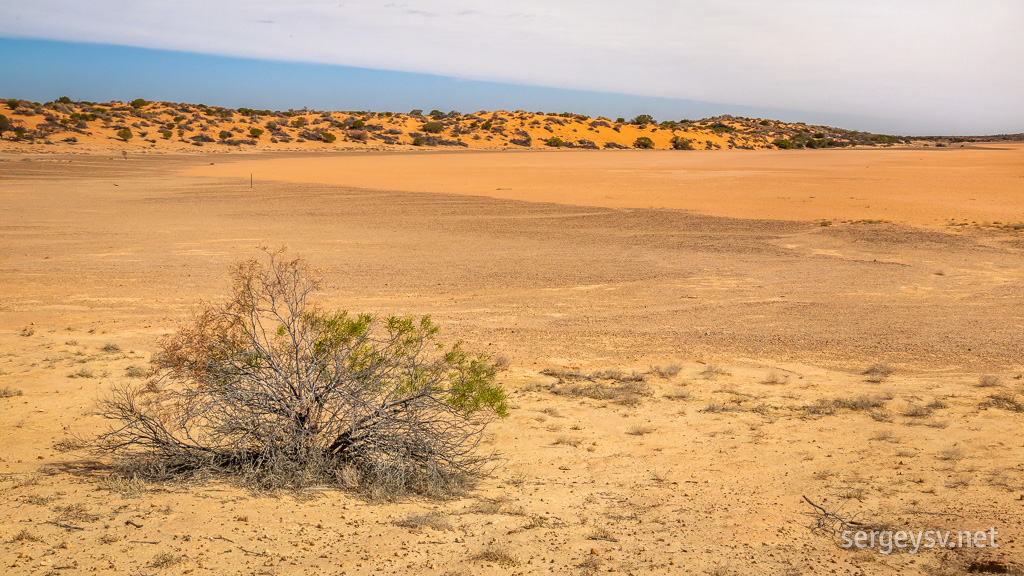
[[161, 130, 173, 139], [480, 121, 493, 131], [249, 127, 264, 139], [409, 109, 423, 116], [632, 114, 654, 126], [544, 136, 564, 147], [321, 132, 337, 143], [773, 139, 793, 149], [218, 130, 231, 140], [57, 96, 72, 104], [291, 117, 307, 128], [0, 114, 9, 138], [422, 121, 444, 134], [116, 128, 133, 142], [129, 98, 148, 109], [633, 136, 655, 149], [411, 136, 425, 146], [6, 99, 20, 110]]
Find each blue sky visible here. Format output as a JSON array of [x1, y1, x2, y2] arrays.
[[2, 1, 1021, 135]]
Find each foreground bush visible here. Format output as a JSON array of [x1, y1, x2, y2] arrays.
[[96, 250, 508, 496]]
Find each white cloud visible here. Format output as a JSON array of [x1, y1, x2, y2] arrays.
[[2, 0, 1021, 131]]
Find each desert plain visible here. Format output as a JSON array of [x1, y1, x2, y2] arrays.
[[1, 141, 1024, 575]]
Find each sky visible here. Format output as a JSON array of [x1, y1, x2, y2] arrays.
[[1, 0, 1021, 135]]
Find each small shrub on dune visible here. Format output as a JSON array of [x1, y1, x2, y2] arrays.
[[671, 136, 694, 150], [544, 136, 564, 148], [631, 114, 654, 126], [248, 127, 263, 139], [116, 128, 133, 142], [321, 132, 337, 143], [633, 136, 655, 149], [421, 121, 444, 134]]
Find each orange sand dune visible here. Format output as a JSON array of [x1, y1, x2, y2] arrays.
[[190, 146, 1024, 228]]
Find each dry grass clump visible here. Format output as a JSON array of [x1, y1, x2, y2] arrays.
[[8, 529, 43, 543], [124, 365, 147, 378], [863, 363, 895, 382], [22, 493, 61, 506], [553, 436, 583, 447], [648, 364, 681, 379], [937, 447, 965, 461], [977, 375, 1001, 387], [625, 424, 655, 436], [702, 401, 745, 414], [0, 386, 24, 398], [96, 472, 149, 496], [552, 379, 652, 407], [869, 408, 894, 422], [664, 388, 692, 401], [395, 511, 453, 531], [472, 545, 521, 567], [102, 343, 122, 353], [99, 533, 121, 544], [870, 430, 896, 442], [151, 552, 186, 568], [53, 438, 86, 452], [761, 370, 789, 385], [903, 403, 934, 418], [54, 502, 98, 522], [831, 395, 888, 411], [983, 392, 1024, 412], [577, 555, 604, 575], [802, 395, 887, 418], [68, 366, 95, 379], [699, 364, 730, 379], [838, 487, 867, 501]]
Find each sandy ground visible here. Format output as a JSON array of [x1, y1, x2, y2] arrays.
[[1, 148, 1023, 575]]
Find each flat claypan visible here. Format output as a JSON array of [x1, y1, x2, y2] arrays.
[[190, 146, 1024, 228], [1, 147, 1023, 575]]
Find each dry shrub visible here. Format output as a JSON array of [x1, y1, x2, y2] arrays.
[[94, 249, 508, 497], [863, 363, 894, 382], [664, 388, 691, 400], [553, 436, 583, 447], [625, 424, 654, 436], [53, 438, 86, 452], [648, 364, 681, 379], [699, 364, 730, 379], [472, 545, 520, 567], [395, 511, 453, 531], [8, 529, 43, 543], [151, 552, 185, 568], [984, 392, 1024, 412], [761, 370, 789, 385], [903, 404, 934, 418], [0, 386, 23, 398], [977, 375, 1001, 388]]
